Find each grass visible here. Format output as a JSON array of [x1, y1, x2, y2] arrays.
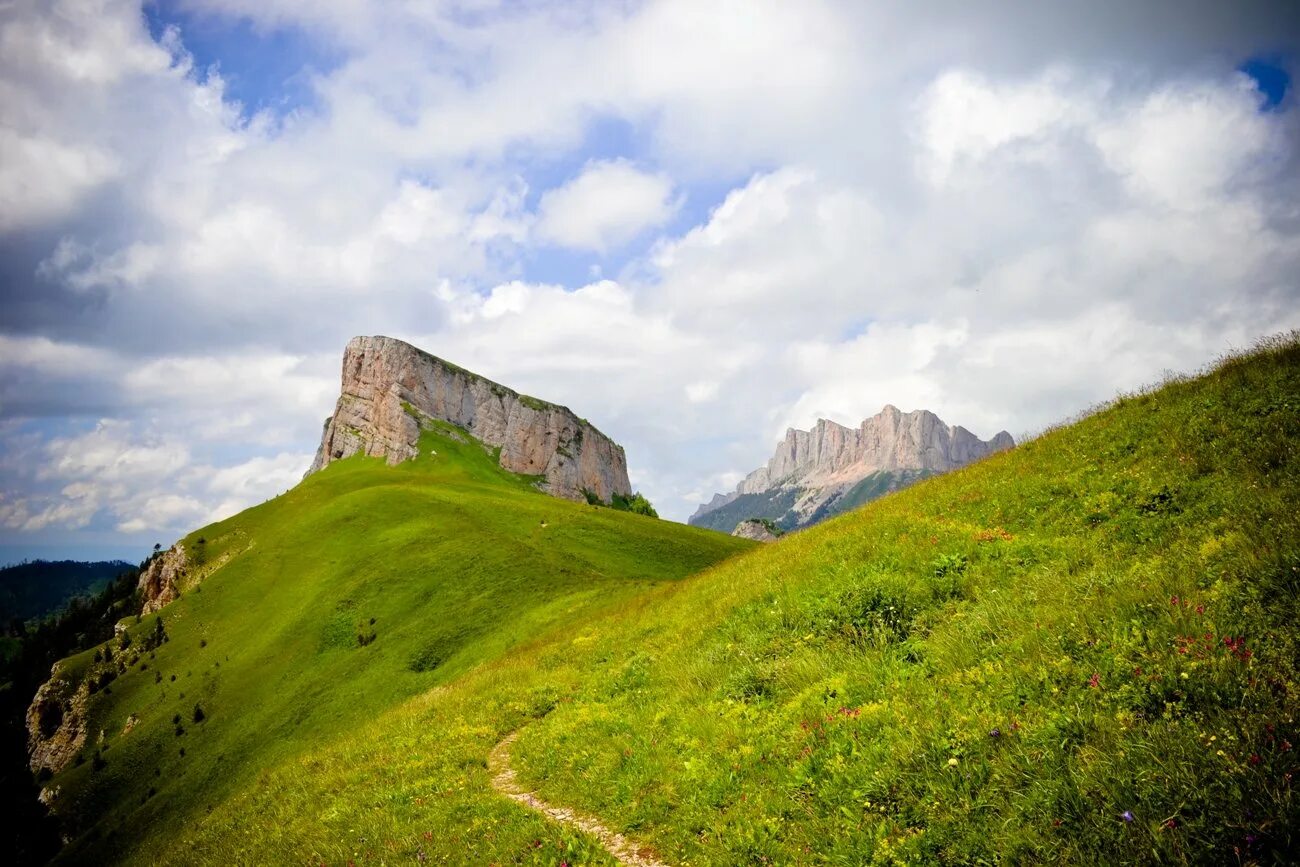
[[43, 335, 1300, 865], [43, 422, 750, 865]]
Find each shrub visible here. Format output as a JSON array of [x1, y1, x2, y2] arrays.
[[611, 491, 659, 518], [192, 704, 205, 723]]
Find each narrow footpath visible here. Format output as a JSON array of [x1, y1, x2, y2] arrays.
[[487, 731, 670, 867]]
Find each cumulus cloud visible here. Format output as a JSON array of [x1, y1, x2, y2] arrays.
[[535, 160, 677, 251], [0, 0, 1297, 545]]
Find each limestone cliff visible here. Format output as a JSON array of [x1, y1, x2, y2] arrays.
[[692, 406, 1013, 532], [26, 667, 89, 775], [307, 336, 631, 503], [137, 544, 188, 614]]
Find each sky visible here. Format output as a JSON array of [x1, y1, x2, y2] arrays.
[[1, 0, 1299, 563]]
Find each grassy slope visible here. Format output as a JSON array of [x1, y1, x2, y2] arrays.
[[147, 336, 1300, 866], [48, 421, 751, 865]]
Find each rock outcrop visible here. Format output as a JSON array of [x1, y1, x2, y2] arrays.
[[26, 667, 89, 774], [138, 544, 188, 614], [731, 519, 781, 542], [692, 406, 1013, 533], [307, 336, 631, 503]]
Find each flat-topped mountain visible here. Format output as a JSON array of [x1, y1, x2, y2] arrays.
[[691, 405, 1013, 532], [308, 336, 631, 503]]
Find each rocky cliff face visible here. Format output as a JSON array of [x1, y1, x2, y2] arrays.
[[308, 336, 632, 504], [692, 406, 1013, 532], [26, 667, 89, 775], [138, 544, 188, 614]]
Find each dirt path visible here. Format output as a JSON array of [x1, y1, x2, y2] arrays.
[[488, 731, 670, 867]]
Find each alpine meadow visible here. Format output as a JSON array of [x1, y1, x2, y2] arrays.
[[19, 336, 1300, 865], [3, 2, 1300, 865]]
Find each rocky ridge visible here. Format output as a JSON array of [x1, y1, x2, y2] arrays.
[[692, 406, 1013, 532], [308, 336, 631, 504]]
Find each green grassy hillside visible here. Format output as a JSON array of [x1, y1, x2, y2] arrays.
[[44, 419, 752, 864], [45, 336, 1300, 865]]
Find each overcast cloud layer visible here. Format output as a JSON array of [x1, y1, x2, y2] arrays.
[[1, 0, 1298, 560]]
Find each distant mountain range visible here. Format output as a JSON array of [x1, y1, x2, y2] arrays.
[[690, 405, 1013, 533]]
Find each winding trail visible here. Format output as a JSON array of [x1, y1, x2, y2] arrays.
[[488, 732, 670, 867]]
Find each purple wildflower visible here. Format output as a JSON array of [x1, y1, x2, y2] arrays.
[[1121, 811, 1135, 823], [990, 728, 1001, 738]]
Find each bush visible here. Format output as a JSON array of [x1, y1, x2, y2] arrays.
[[192, 704, 205, 724], [611, 491, 659, 518]]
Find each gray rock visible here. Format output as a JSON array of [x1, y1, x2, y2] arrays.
[[731, 519, 781, 542], [138, 544, 187, 615], [694, 406, 1014, 530], [307, 336, 631, 504], [26, 667, 88, 775]]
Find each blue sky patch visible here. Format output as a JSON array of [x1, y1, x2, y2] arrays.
[[1240, 57, 1291, 110], [145, 1, 342, 118]]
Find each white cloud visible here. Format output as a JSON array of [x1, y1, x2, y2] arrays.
[[1094, 76, 1282, 210], [536, 160, 677, 251], [1, 0, 1298, 539]]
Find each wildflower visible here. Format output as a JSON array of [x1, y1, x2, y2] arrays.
[[1088, 673, 1101, 689], [1250, 754, 1262, 765], [990, 728, 1001, 738], [1121, 811, 1135, 823], [947, 757, 959, 767], [1170, 596, 1179, 606], [1163, 818, 1178, 830], [1196, 605, 1205, 615]]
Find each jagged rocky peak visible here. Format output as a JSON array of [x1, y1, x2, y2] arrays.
[[691, 405, 1013, 532], [308, 336, 632, 504]]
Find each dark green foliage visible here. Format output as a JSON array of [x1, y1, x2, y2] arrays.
[[0, 559, 133, 623], [610, 491, 658, 518], [0, 562, 142, 863]]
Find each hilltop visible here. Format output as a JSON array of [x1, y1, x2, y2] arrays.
[[309, 336, 630, 503]]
